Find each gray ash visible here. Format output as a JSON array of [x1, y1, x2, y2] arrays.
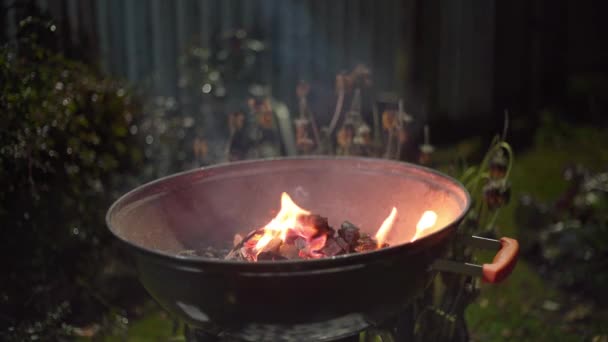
[[177, 245, 232, 259]]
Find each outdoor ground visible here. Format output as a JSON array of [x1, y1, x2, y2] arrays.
[[99, 122, 608, 342]]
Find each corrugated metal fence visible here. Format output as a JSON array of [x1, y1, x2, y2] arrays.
[[6, 1, 411, 101], [3, 0, 498, 121]]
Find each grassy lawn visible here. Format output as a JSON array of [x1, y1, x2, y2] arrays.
[[103, 123, 608, 341], [107, 311, 178, 342]]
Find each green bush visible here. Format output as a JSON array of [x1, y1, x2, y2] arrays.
[[0, 17, 145, 340]]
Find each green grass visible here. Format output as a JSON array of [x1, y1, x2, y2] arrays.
[[117, 311, 178, 342], [104, 310, 180, 342]]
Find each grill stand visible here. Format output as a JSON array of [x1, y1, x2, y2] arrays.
[[183, 308, 417, 342]]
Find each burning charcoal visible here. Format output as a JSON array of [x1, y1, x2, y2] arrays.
[[354, 233, 381, 253], [319, 237, 346, 257], [339, 221, 361, 246], [326, 227, 336, 238], [279, 243, 300, 259], [225, 195, 395, 262], [284, 229, 300, 244], [293, 237, 307, 250], [294, 237, 315, 258], [225, 228, 264, 260], [225, 248, 244, 261], [310, 214, 330, 230], [240, 247, 254, 261], [259, 237, 283, 254], [335, 236, 351, 252], [226, 249, 246, 261], [258, 251, 287, 261], [298, 214, 333, 237]]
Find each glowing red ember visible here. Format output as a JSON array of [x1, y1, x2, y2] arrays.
[[225, 192, 438, 261]]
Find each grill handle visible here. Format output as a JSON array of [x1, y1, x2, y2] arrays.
[[431, 236, 519, 284]]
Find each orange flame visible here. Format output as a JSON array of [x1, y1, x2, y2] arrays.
[[410, 210, 438, 242], [254, 192, 311, 254], [375, 207, 398, 247], [251, 193, 438, 261]]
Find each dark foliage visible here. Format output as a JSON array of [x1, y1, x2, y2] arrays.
[[0, 15, 146, 340], [517, 164, 608, 303]]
